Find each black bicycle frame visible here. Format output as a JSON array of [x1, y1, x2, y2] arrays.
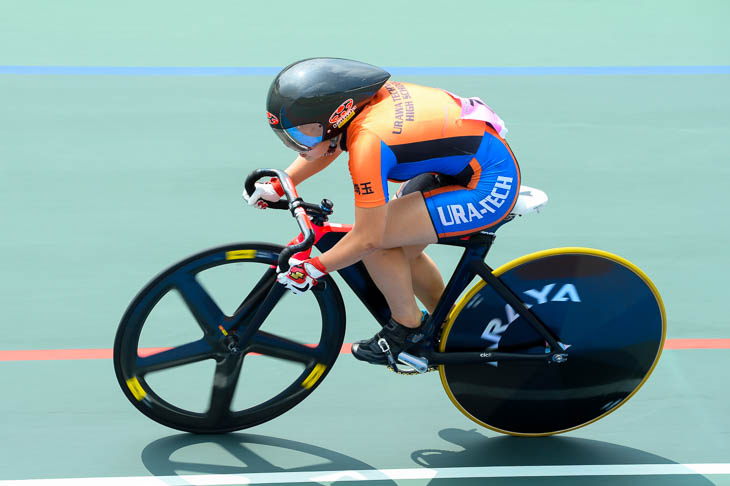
[[316, 230, 568, 366], [240, 168, 568, 367]]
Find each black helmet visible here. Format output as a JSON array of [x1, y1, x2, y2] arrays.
[[266, 57, 391, 152]]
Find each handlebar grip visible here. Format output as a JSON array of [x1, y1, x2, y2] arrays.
[[265, 200, 290, 210], [244, 168, 316, 271], [244, 169, 290, 210], [244, 168, 281, 200]]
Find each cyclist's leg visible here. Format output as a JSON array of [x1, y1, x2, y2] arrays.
[[383, 177, 448, 314], [361, 192, 437, 327], [363, 242, 443, 322], [368, 126, 520, 324], [405, 245, 444, 313], [362, 123, 522, 327], [354, 127, 521, 364], [363, 246, 422, 327], [354, 194, 439, 365]]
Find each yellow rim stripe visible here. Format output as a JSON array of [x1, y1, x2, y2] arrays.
[[225, 250, 256, 260], [438, 247, 667, 437], [302, 363, 327, 389], [126, 377, 147, 401]]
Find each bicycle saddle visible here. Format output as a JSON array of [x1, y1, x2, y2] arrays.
[[440, 185, 548, 246], [510, 185, 548, 216]]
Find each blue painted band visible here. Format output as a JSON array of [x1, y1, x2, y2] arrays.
[[1, 65, 729, 76]]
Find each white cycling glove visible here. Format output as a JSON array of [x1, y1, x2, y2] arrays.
[[243, 177, 286, 209], [277, 257, 327, 295]]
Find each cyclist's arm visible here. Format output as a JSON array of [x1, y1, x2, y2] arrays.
[[284, 145, 344, 185], [317, 129, 389, 270], [317, 205, 386, 271]]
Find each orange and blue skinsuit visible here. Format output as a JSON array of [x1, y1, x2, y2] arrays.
[[345, 81, 520, 239]]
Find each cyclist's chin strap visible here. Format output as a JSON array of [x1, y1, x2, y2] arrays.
[[324, 135, 340, 156]]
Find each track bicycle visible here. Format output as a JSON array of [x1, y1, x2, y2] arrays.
[[114, 168, 666, 436]]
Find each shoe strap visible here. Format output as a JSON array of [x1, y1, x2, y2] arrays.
[[377, 337, 398, 369]]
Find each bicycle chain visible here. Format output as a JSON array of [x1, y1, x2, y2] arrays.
[[386, 364, 439, 376], [385, 325, 446, 375]]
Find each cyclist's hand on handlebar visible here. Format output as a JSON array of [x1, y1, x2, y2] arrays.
[[243, 177, 285, 209], [277, 257, 327, 295]]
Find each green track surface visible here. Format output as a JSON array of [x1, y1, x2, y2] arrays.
[[1, 0, 729, 66], [1, 1, 729, 484]]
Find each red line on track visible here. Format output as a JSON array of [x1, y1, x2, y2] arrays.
[[0, 339, 728, 362], [662, 338, 730, 349]]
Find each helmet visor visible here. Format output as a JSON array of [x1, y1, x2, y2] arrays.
[[274, 122, 324, 152]]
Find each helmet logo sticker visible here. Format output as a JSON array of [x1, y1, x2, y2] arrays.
[[267, 111, 279, 125], [329, 99, 356, 128]]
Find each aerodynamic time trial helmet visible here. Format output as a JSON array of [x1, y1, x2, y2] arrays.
[[266, 57, 391, 152]]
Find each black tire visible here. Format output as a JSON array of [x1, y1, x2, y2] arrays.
[[439, 248, 666, 436], [113, 242, 346, 434]]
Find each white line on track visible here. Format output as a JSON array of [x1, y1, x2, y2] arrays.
[[1, 464, 729, 485]]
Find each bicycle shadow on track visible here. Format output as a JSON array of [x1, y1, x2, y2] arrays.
[[140, 432, 397, 486], [411, 428, 715, 486]]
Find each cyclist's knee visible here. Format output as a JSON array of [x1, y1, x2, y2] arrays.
[[364, 247, 402, 264], [366, 246, 425, 263], [403, 244, 428, 261]]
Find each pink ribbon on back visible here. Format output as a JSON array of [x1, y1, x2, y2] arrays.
[[445, 91, 508, 137]]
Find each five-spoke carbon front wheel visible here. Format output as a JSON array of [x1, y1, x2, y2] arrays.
[[113, 243, 346, 433]]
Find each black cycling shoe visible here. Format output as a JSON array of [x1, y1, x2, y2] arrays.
[[352, 315, 427, 366]]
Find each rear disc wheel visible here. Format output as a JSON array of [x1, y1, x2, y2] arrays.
[[439, 247, 666, 436]]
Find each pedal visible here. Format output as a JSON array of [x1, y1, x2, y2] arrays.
[[396, 352, 429, 374]]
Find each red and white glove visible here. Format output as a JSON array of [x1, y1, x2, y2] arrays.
[[243, 177, 285, 209], [277, 257, 327, 295]]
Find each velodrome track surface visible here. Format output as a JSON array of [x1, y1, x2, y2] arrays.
[[1, 1, 729, 484]]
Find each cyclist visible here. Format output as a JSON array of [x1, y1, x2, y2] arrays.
[[244, 57, 520, 367]]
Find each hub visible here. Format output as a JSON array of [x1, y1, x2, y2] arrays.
[[223, 334, 241, 354]]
